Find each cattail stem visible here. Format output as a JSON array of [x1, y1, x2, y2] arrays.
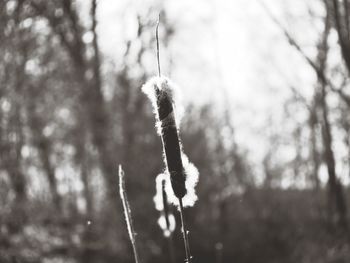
[[179, 198, 192, 263], [156, 14, 161, 77], [162, 180, 170, 228], [162, 179, 176, 263], [119, 165, 141, 263], [167, 234, 176, 263]]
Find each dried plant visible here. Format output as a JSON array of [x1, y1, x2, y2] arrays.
[[141, 16, 199, 263], [119, 165, 140, 263]]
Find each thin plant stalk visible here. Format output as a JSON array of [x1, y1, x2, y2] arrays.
[[161, 179, 176, 263], [119, 165, 141, 263], [179, 198, 192, 263], [156, 14, 161, 77], [167, 235, 176, 263]]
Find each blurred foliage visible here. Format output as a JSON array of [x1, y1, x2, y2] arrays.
[[1, 0, 350, 263]]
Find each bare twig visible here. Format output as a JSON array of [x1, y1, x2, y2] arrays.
[[259, 0, 350, 106], [268, 59, 312, 111], [329, 85, 350, 106], [258, 1, 320, 72], [119, 165, 141, 263]]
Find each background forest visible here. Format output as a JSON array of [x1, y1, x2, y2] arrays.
[[1, 0, 350, 262]]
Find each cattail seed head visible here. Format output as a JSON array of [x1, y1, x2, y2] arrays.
[[145, 77, 199, 208], [143, 77, 186, 198]]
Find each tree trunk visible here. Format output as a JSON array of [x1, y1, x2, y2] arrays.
[[320, 83, 348, 229], [309, 100, 320, 191]]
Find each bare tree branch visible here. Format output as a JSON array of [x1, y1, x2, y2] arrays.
[[259, 0, 350, 107]]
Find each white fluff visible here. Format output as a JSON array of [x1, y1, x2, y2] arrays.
[[142, 76, 184, 133], [153, 154, 199, 209], [157, 214, 176, 237], [153, 173, 167, 211], [176, 153, 199, 207], [153, 173, 176, 237]]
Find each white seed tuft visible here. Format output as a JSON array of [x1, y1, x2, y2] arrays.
[[154, 173, 167, 211], [154, 154, 199, 209], [142, 76, 184, 134], [157, 214, 176, 237], [145, 76, 199, 208]]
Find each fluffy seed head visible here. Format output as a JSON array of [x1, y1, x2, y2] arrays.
[[144, 76, 199, 206], [143, 76, 186, 198]]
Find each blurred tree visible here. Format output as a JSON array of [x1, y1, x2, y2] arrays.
[[0, 0, 30, 233], [262, 0, 348, 230], [2, 0, 350, 262], [29, 0, 120, 215]]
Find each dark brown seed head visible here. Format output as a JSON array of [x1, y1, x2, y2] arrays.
[[155, 85, 186, 199]]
